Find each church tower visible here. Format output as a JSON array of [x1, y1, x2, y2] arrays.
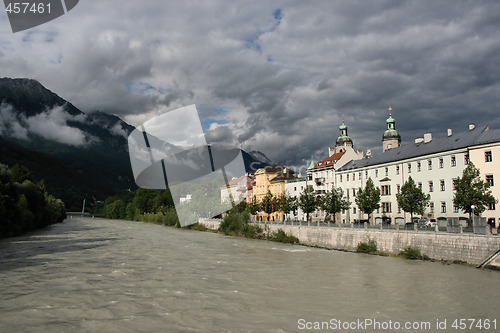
[[335, 119, 353, 153], [383, 107, 401, 152]]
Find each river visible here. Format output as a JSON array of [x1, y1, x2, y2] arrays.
[[0, 217, 498, 332]]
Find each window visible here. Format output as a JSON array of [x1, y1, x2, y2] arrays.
[[385, 167, 389, 177], [346, 174, 349, 181], [375, 170, 379, 178], [440, 180, 445, 191], [418, 182, 422, 190], [486, 175, 494, 186], [429, 202, 434, 213], [397, 184, 401, 194], [353, 207, 357, 214], [359, 172, 362, 180], [398, 205, 401, 213], [441, 202, 446, 213], [353, 173, 355, 181], [439, 158, 444, 168], [451, 156, 456, 167], [417, 161, 421, 172], [365, 171, 368, 178], [454, 205, 459, 213], [381, 185, 391, 196], [352, 188, 356, 197], [382, 202, 391, 213], [429, 181, 434, 192], [428, 160, 432, 170], [396, 166, 400, 175], [465, 154, 470, 165], [294, 187, 297, 192], [489, 202, 496, 210], [485, 151, 492, 162], [408, 163, 412, 173], [340, 175, 342, 182]]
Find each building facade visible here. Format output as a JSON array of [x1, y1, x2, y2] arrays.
[[253, 166, 295, 221], [466, 127, 500, 226], [307, 119, 364, 221], [336, 123, 500, 227]]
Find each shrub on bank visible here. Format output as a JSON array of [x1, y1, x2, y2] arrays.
[[139, 209, 180, 227], [0, 164, 66, 238], [399, 247, 430, 260], [267, 229, 300, 244], [356, 239, 378, 254]]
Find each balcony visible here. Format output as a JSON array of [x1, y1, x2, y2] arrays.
[[315, 177, 325, 185]]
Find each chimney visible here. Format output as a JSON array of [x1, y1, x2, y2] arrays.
[[424, 132, 432, 143], [447, 128, 453, 137], [469, 123, 476, 131], [366, 149, 372, 158], [415, 137, 424, 144]]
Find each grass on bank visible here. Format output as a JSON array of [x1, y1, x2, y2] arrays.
[[218, 210, 300, 244]]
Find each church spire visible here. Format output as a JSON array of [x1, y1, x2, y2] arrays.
[[383, 107, 401, 152]]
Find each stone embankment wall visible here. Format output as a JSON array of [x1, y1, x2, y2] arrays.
[[198, 220, 500, 268]]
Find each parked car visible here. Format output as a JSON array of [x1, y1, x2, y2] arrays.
[[405, 222, 415, 229], [418, 218, 433, 228], [353, 219, 369, 226]]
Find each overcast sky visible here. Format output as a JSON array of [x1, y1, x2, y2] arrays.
[[1, 0, 499, 169]]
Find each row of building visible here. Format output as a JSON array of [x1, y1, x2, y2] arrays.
[[221, 112, 500, 227]]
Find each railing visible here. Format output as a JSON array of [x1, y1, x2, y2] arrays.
[[248, 218, 499, 235]]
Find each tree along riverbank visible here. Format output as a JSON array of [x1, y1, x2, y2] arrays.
[[0, 164, 66, 238]]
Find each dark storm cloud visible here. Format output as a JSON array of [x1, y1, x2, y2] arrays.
[[1, 0, 500, 168]]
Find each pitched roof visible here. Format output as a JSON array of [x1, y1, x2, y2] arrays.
[[339, 126, 494, 172], [313, 151, 345, 169]]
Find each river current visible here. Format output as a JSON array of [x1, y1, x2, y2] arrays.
[[0, 217, 498, 332]]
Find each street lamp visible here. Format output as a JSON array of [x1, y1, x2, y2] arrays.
[[471, 205, 475, 225]]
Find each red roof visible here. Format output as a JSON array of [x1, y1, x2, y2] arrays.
[[313, 151, 345, 169]]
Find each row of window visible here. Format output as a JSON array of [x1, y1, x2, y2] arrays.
[[345, 201, 497, 215], [344, 174, 495, 199], [344, 175, 495, 200], [338, 154, 469, 183], [318, 151, 493, 185]]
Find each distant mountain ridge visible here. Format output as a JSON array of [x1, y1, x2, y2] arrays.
[[0, 78, 272, 210]]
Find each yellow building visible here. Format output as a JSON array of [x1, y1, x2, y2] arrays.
[[253, 166, 295, 221]]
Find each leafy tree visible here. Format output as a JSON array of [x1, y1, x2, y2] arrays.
[[274, 193, 299, 222], [248, 199, 260, 215], [0, 164, 66, 238], [260, 190, 274, 220], [320, 186, 351, 223], [453, 162, 497, 226], [396, 176, 430, 223], [287, 195, 299, 218], [355, 177, 381, 223], [299, 185, 317, 223], [11, 164, 33, 183]]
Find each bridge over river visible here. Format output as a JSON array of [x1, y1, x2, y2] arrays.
[[0, 217, 498, 332]]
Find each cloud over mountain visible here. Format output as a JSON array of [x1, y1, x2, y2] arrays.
[[1, 1, 500, 168], [0, 103, 97, 147]]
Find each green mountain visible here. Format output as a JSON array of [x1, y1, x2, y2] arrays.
[[0, 78, 137, 210], [0, 78, 272, 211]]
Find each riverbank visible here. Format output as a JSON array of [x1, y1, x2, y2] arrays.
[[198, 219, 500, 269]]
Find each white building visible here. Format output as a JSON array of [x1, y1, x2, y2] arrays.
[[220, 174, 254, 204], [466, 126, 500, 227], [336, 121, 500, 227], [307, 119, 364, 221], [284, 177, 308, 221]]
